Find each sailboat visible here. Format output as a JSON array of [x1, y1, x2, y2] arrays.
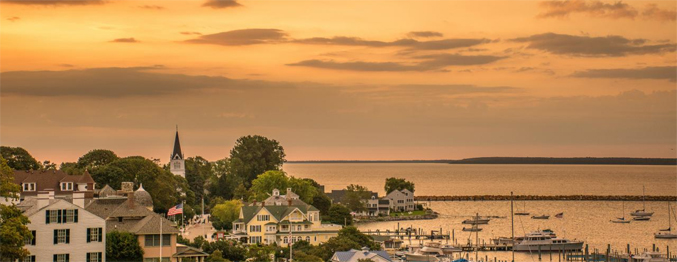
[[515, 201, 530, 216], [631, 185, 654, 217], [654, 202, 677, 239], [611, 201, 631, 224]]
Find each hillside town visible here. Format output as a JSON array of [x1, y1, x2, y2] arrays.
[[0, 131, 422, 262]]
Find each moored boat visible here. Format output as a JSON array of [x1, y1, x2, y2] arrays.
[[531, 215, 549, 219], [632, 251, 669, 262], [654, 202, 677, 239], [634, 216, 651, 221], [404, 242, 443, 262], [631, 185, 654, 217], [513, 231, 583, 252]]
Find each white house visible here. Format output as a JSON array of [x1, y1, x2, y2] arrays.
[[384, 189, 415, 212], [18, 191, 105, 262]]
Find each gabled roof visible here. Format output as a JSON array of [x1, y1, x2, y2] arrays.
[[86, 197, 180, 235], [332, 249, 392, 262], [173, 244, 209, 258], [12, 170, 95, 196], [241, 204, 318, 224], [171, 130, 183, 160]]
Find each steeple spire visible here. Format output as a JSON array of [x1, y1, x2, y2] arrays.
[[172, 127, 183, 160]]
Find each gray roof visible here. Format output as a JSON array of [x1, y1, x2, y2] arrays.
[[86, 197, 179, 235], [333, 249, 392, 262], [241, 204, 319, 224]]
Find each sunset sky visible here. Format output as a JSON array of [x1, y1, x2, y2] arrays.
[[1, 0, 676, 164]]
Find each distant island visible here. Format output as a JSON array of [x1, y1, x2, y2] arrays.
[[288, 157, 677, 165]]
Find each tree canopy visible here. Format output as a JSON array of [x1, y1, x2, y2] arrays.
[[0, 146, 41, 170], [342, 184, 372, 212], [106, 231, 144, 262], [77, 149, 118, 171], [250, 171, 319, 204], [211, 199, 243, 230], [229, 135, 285, 187], [0, 156, 32, 262], [0, 157, 20, 201], [326, 204, 353, 226], [384, 177, 415, 194]]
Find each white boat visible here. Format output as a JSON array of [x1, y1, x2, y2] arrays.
[[513, 231, 583, 252], [632, 251, 668, 262], [515, 201, 530, 216], [654, 202, 677, 239], [611, 201, 631, 223], [631, 185, 654, 217], [405, 242, 443, 262], [441, 245, 463, 254]]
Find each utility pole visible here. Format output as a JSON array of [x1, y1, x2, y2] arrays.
[[289, 220, 293, 262], [511, 191, 515, 262], [159, 213, 163, 262]]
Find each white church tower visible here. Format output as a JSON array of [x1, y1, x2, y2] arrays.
[[170, 127, 185, 177]]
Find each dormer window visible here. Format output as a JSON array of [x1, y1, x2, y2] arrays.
[[60, 182, 73, 191], [22, 183, 36, 192]]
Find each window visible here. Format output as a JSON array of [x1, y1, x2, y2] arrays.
[[23, 255, 36, 262], [144, 234, 171, 247], [283, 236, 288, 244], [60, 182, 73, 191], [267, 225, 276, 232], [306, 236, 310, 242], [53, 254, 69, 262], [54, 229, 70, 244], [87, 252, 102, 262], [22, 183, 36, 192], [249, 236, 262, 244], [174, 162, 181, 169], [257, 215, 270, 221], [87, 228, 102, 242], [143, 258, 170, 262], [65, 210, 74, 223], [25, 230, 36, 245], [249, 225, 261, 232], [46, 209, 78, 224]]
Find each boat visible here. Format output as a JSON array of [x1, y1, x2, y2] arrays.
[[654, 202, 677, 239], [631, 251, 669, 262], [611, 201, 631, 223], [462, 227, 482, 232], [531, 215, 549, 219], [515, 201, 530, 216], [404, 242, 443, 262], [634, 216, 651, 221], [462, 216, 490, 225], [631, 185, 654, 217], [512, 231, 584, 252], [441, 244, 463, 254]]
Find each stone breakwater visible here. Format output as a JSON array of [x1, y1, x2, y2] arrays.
[[415, 195, 677, 201], [355, 213, 438, 223]]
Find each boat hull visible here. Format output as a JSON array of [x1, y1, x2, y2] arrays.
[[655, 233, 677, 239], [513, 242, 584, 252], [631, 211, 654, 216], [405, 253, 440, 262]]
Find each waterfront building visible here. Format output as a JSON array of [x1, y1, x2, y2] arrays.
[[231, 189, 342, 245], [12, 170, 96, 202], [330, 247, 392, 262], [326, 189, 378, 205], [384, 189, 415, 212], [366, 196, 391, 216], [17, 191, 106, 262], [169, 129, 185, 178]]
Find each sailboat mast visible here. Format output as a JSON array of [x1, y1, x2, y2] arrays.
[[511, 192, 515, 262], [643, 185, 646, 210]]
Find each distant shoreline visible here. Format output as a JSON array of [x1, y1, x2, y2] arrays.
[[288, 157, 677, 165]]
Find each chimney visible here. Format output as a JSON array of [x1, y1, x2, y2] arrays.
[[261, 201, 265, 207], [121, 182, 134, 193], [127, 192, 135, 209], [73, 192, 85, 208], [287, 199, 292, 206], [47, 190, 55, 200], [252, 200, 257, 206], [37, 191, 49, 210], [287, 188, 292, 195]]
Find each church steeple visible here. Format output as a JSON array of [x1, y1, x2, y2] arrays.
[[171, 127, 184, 160], [170, 126, 186, 177]]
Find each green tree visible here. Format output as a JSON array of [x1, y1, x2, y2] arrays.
[[342, 184, 371, 212], [247, 244, 275, 262], [229, 135, 286, 187], [59, 162, 83, 175], [0, 157, 20, 201], [211, 200, 243, 230], [106, 231, 144, 262], [185, 156, 212, 200], [293, 251, 324, 262], [0, 146, 41, 170], [288, 177, 319, 204], [208, 158, 238, 201], [336, 226, 381, 251], [312, 193, 332, 216], [41, 160, 57, 170], [0, 205, 32, 261], [233, 183, 251, 201], [384, 177, 415, 194], [207, 250, 230, 262], [326, 204, 353, 226], [250, 170, 289, 201], [77, 149, 119, 171], [202, 240, 247, 262]]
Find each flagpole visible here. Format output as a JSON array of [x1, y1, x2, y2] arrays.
[[202, 196, 205, 239], [160, 212, 163, 262], [182, 200, 185, 236]]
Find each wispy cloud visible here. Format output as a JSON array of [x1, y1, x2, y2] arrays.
[[287, 54, 505, 72], [511, 33, 676, 56], [138, 5, 164, 10], [571, 66, 677, 82], [185, 29, 287, 46], [538, 0, 676, 22], [7, 17, 20, 22], [294, 36, 491, 50], [203, 0, 241, 9], [110, 38, 140, 43], [180, 31, 202, 35], [2, 0, 105, 5], [407, 31, 444, 38]]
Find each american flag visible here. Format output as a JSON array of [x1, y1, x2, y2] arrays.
[[555, 212, 564, 218], [168, 203, 183, 216]]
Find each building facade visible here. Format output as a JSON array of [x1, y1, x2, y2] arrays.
[[19, 192, 106, 262], [384, 189, 415, 212], [170, 129, 185, 178], [231, 189, 342, 245]]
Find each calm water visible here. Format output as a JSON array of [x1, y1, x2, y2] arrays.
[[285, 163, 677, 261], [284, 163, 677, 196]]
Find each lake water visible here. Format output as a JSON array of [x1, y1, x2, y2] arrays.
[[284, 163, 677, 196], [285, 163, 677, 261]]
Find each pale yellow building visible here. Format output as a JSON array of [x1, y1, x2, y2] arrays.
[[231, 189, 342, 245]]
